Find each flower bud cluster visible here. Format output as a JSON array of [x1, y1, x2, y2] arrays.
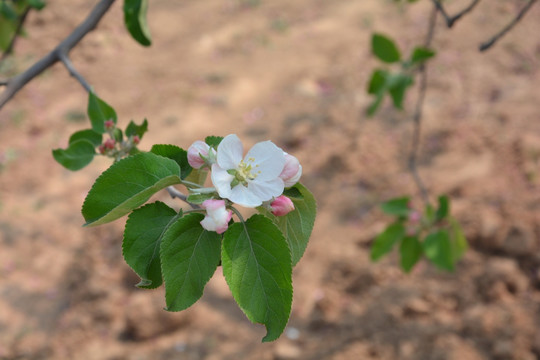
[[187, 134, 302, 233], [98, 119, 141, 160]]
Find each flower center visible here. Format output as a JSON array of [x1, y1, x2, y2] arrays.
[[229, 158, 261, 187]]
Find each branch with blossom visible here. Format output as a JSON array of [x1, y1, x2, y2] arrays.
[[74, 113, 316, 342]]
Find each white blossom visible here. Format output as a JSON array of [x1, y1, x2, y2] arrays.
[[211, 134, 286, 207]]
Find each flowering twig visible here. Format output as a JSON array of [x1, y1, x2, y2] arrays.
[[479, 0, 537, 51], [0, 0, 116, 111], [408, 5, 438, 206], [0, 6, 31, 65], [431, 0, 481, 28]]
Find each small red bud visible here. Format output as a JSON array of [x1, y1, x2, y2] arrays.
[[103, 138, 116, 150], [133, 135, 140, 145], [104, 120, 115, 130], [98, 145, 106, 154]]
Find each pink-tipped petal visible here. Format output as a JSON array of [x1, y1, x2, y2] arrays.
[[187, 140, 210, 169], [280, 153, 302, 187]]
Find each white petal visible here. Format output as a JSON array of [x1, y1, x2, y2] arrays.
[[248, 177, 284, 202], [229, 184, 263, 207], [200, 216, 218, 232], [217, 134, 243, 170], [211, 164, 234, 198], [244, 141, 285, 181]]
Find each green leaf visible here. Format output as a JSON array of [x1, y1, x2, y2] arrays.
[[186, 193, 216, 204], [27, 0, 46, 10], [435, 195, 449, 221], [423, 230, 454, 271], [400, 236, 422, 272], [449, 218, 468, 262], [69, 129, 102, 147], [113, 128, 123, 143], [367, 69, 388, 95], [424, 203, 435, 223], [411, 46, 436, 64], [372, 33, 401, 63], [388, 73, 414, 109], [87, 92, 117, 134], [82, 152, 181, 227], [371, 222, 405, 261], [222, 215, 293, 342], [150, 144, 192, 180], [123, 0, 152, 46], [52, 140, 95, 171], [126, 118, 148, 138], [381, 197, 410, 217], [123, 202, 180, 289], [184, 168, 208, 187], [259, 183, 316, 266], [367, 92, 385, 116], [0, 16, 15, 51], [205, 136, 224, 148], [283, 187, 303, 199], [161, 213, 221, 311], [0, 2, 17, 20]]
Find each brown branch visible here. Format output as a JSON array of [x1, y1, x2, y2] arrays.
[[479, 0, 537, 51], [167, 186, 201, 209], [58, 52, 92, 92], [408, 5, 438, 206], [0, 6, 31, 65], [0, 0, 116, 110], [432, 0, 481, 28]]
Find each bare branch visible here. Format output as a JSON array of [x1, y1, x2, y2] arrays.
[[408, 5, 438, 206], [58, 53, 92, 92], [167, 186, 201, 209], [432, 0, 481, 28], [0, 80, 8, 86], [0, 0, 116, 110], [479, 0, 537, 51], [0, 6, 31, 65]]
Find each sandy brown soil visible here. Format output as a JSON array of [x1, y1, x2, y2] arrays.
[[1, 0, 540, 359]]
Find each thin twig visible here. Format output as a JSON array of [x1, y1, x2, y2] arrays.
[[0, 6, 31, 65], [0, 80, 7, 86], [0, 0, 116, 110], [479, 0, 537, 51], [58, 53, 92, 92], [408, 5, 438, 206], [167, 186, 200, 209], [431, 0, 481, 28]]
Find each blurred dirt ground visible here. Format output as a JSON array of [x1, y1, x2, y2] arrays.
[[1, 0, 540, 359]]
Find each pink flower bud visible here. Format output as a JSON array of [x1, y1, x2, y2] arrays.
[[270, 195, 295, 216], [188, 140, 211, 169], [103, 139, 116, 150], [98, 145, 106, 154], [279, 153, 302, 187], [408, 210, 421, 223], [132, 135, 140, 145], [104, 120, 115, 130], [200, 199, 232, 234]]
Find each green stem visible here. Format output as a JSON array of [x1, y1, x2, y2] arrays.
[[191, 187, 216, 194], [183, 208, 206, 215], [181, 180, 203, 189], [229, 206, 246, 224]]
